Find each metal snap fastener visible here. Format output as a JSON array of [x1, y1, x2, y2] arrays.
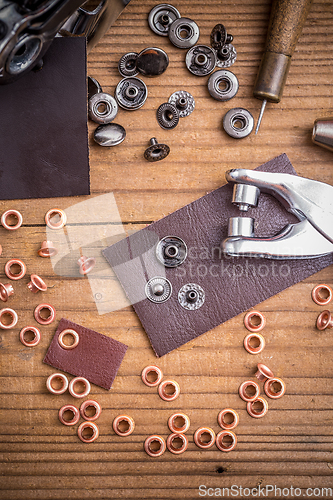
[[185, 45, 216, 77], [88, 92, 118, 124], [228, 217, 254, 237], [223, 108, 254, 139], [157, 102, 179, 129], [210, 23, 233, 50], [148, 3, 181, 36], [168, 17, 200, 49], [178, 283, 205, 311], [168, 90, 195, 118], [215, 44, 237, 68], [94, 123, 126, 147], [136, 47, 169, 77], [115, 77, 148, 110], [207, 69, 239, 101], [144, 138, 170, 162], [118, 52, 139, 77], [88, 76, 102, 100], [145, 276, 172, 303], [231, 184, 260, 211], [156, 236, 187, 267]]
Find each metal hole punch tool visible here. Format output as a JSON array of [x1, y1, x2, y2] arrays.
[[221, 169, 333, 260]]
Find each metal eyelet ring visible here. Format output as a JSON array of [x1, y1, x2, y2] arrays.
[[193, 427, 216, 449], [244, 310, 266, 332], [316, 310, 333, 330], [243, 333, 265, 354], [217, 408, 239, 430], [157, 102, 179, 130], [215, 44, 237, 68], [247, 397, 268, 418], [113, 415, 135, 436], [34, 303, 56, 325], [58, 329, 80, 350], [167, 433, 188, 454], [168, 90, 195, 118], [216, 430, 237, 452], [118, 52, 139, 77], [0, 283, 14, 302], [141, 365, 163, 387], [255, 363, 274, 382], [80, 400, 102, 421], [88, 92, 118, 124], [144, 435, 166, 457], [78, 421, 99, 443], [0, 308, 18, 329], [168, 413, 190, 434], [312, 284, 333, 306], [238, 380, 260, 402], [158, 380, 180, 401], [19, 326, 41, 347], [223, 108, 254, 139], [168, 17, 200, 49], [77, 256, 96, 275], [264, 377, 286, 399], [185, 45, 216, 77], [1, 209, 23, 230], [115, 77, 148, 111], [38, 241, 58, 258], [59, 404, 80, 426], [45, 208, 67, 229], [145, 276, 172, 304], [207, 70, 239, 101], [27, 274, 47, 293], [46, 373, 68, 395], [69, 377, 91, 399], [156, 235, 187, 267], [148, 3, 181, 36], [178, 283, 205, 311], [5, 259, 26, 280]]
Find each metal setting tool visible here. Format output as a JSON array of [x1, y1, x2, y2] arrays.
[[312, 118, 333, 152]]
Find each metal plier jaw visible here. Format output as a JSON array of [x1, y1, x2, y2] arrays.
[[222, 169, 333, 260]]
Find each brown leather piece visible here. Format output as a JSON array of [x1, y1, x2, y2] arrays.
[[43, 318, 128, 390], [0, 38, 90, 200], [103, 154, 333, 357]]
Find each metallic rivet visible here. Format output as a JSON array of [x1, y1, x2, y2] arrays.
[[27, 274, 47, 293], [316, 310, 333, 330], [168, 17, 200, 49], [243, 333, 265, 355], [238, 380, 260, 402], [168, 413, 190, 434], [255, 363, 274, 382], [141, 365, 163, 387], [148, 4, 181, 36], [118, 52, 139, 77], [312, 284, 333, 306], [156, 102, 179, 129], [210, 24, 233, 50], [58, 329, 80, 350], [115, 77, 148, 111], [216, 430, 237, 452], [69, 377, 91, 399], [217, 408, 239, 430], [0, 307, 18, 329], [178, 283, 205, 311], [77, 256, 96, 275], [215, 44, 237, 68], [88, 92, 118, 124], [167, 433, 188, 454], [45, 209, 67, 229], [1, 209, 23, 230], [207, 69, 239, 101], [113, 415, 135, 436], [168, 90, 195, 118], [136, 47, 169, 77], [46, 373, 68, 395], [144, 138, 170, 162], [193, 427, 216, 449], [223, 108, 254, 139], [228, 217, 255, 237], [59, 404, 80, 426], [244, 310, 266, 332], [145, 276, 172, 303], [232, 184, 260, 211], [77, 421, 99, 443], [158, 380, 180, 401], [5, 259, 26, 280], [0, 283, 14, 302], [185, 45, 216, 76], [156, 236, 187, 267], [38, 241, 58, 258], [80, 400, 102, 422], [19, 326, 41, 347], [94, 123, 126, 147], [34, 303, 56, 325], [264, 377, 286, 399], [144, 435, 166, 457], [88, 76, 102, 100], [247, 397, 268, 418]]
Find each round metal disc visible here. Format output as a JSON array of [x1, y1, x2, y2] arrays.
[[136, 47, 169, 77], [148, 3, 181, 36], [115, 77, 148, 110], [157, 102, 179, 129], [156, 236, 187, 267], [215, 44, 237, 68], [168, 17, 200, 49], [88, 92, 118, 124], [145, 276, 172, 303], [185, 44, 216, 76], [207, 70, 239, 101], [223, 108, 254, 139], [118, 52, 139, 77], [94, 123, 126, 147], [178, 283, 205, 311], [168, 90, 195, 118]]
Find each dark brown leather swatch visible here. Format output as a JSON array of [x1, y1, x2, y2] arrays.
[[44, 318, 128, 390], [0, 37, 90, 200], [103, 154, 332, 357]]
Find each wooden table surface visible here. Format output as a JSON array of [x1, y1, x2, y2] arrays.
[[1, 1, 333, 499]]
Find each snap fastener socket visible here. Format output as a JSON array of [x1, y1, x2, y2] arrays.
[[207, 69, 239, 101], [144, 138, 170, 162], [223, 108, 254, 139], [115, 77, 148, 111], [168, 90, 195, 118], [118, 52, 139, 77], [148, 3, 181, 36], [185, 45, 216, 76], [168, 17, 200, 49], [136, 47, 169, 77], [228, 217, 254, 238], [156, 235, 187, 267], [88, 92, 118, 124], [156, 102, 179, 129], [145, 276, 172, 303]]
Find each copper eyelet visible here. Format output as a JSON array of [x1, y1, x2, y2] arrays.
[[168, 412, 190, 434], [247, 397, 268, 418], [34, 303, 56, 325], [45, 208, 67, 229], [244, 310, 266, 332], [255, 363, 274, 382], [78, 256, 96, 275], [264, 377, 286, 399], [0, 308, 18, 329], [141, 365, 163, 387], [19, 326, 41, 347], [27, 274, 47, 293], [194, 427, 216, 449], [0, 283, 14, 302], [58, 404, 80, 426], [167, 433, 188, 454], [312, 284, 333, 306], [243, 333, 265, 354], [77, 421, 99, 443], [80, 400, 102, 421], [58, 329, 80, 350], [46, 373, 68, 395], [38, 240, 58, 257], [158, 380, 180, 401], [217, 408, 239, 430], [112, 414, 135, 436], [144, 435, 166, 457], [5, 259, 26, 280], [68, 377, 91, 398], [216, 430, 237, 452], [1, 209, 23, 230], [238, 380, 260, 402], [316, 310, 333, 330]]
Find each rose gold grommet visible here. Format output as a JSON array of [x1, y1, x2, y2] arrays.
[[217, 408, 239, 430], [243, 333, 265, 354], [38, 241, 58, 258], [78, 256, 96, 275], [80, 400, 102, 421], [167, 433, 188, 454], [45, 208, 67, 229], [27, 274, 47, 293], [1, 210, 23, 230], [58, 404, 80, 426], [168, 412, 190, 434], [77, 421, 99, 443], [216, 430, 237, 452], [58, 329, 80, 350], [238, 380, 260, 402], [0, 308, 18, 329], [255, 363, 274, 382], [5, 259, 26, 280], [46, 373, 68, 395], [19, 326, 41, 347], [194, 427, 216, 449], [247, 397, 268, 418], [34, 303, 56, 325], [69, 377, 91, 398], [312, 284, 333, 306], [264, 377, 286, 399], [244, 310, 266, 332], [113, 414, 135, 436], [0, 283, 14, 302], [158, 380, 180, 401], [316, 310, 333, 330], [141, 365, 163, 387], [144, 435, 166, 457]]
